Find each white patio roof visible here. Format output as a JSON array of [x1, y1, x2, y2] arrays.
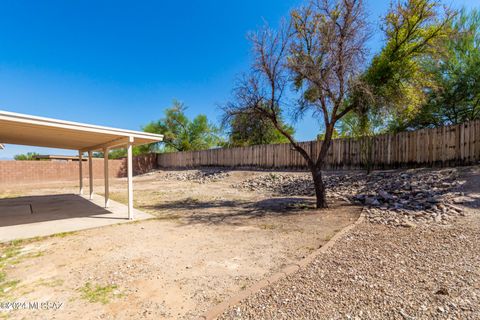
[[0, 110, 164, 220], [0, 110, 163, 151]]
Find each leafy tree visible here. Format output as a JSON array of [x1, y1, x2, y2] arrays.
[[336, 0, 453, 172], [224, 0, 370, 208], [339, 0, 454, 135], [224, 0, 453, 208], [14, 152, 39, 160], [144, 100, 223, 152], [362, 0, 455, 132], [407, 8, 480, 128], [226, 112, 294, 147], [93, 144, 156, 159]]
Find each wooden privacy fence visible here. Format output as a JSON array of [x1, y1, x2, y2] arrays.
[[157, 120, 480, 170]]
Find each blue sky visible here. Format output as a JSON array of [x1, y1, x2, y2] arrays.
[[0, 0, 478, 159]]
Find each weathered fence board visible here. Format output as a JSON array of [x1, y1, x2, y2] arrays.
[[157, 120, 480, 170]]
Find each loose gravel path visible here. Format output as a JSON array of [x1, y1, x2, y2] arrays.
[[220, 216, 480, 319], [220, 167, 480, 320]]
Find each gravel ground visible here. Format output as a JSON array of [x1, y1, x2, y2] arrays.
[[220, 216, 480, 320], [161, 169, 230, 183], [234, 168, 467, 227], [220, 168, 480, 320]]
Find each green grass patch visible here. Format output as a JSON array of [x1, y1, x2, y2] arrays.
[[0, 240, 43, 299], [52, 231, 76, 238], [0, 242, 23, 299], [35, 278, 64, 288], [29, 251, 45, 258], [0, 242, 23, 271], [0, 280, 20, 297], [0, 247, 21, 263], [79, 282, 120, 304]]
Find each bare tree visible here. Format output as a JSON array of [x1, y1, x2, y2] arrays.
[[224, 0, 370, 208]]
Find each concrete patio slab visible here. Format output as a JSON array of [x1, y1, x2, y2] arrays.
[[0, 193, 153, 242]]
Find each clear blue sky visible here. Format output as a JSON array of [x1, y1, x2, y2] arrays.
[[0, 0, 478, 159]]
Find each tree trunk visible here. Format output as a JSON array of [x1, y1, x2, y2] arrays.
[[311, 122, 334, 209], [362, 137, 373, 175], [311, 167, 327, 209]]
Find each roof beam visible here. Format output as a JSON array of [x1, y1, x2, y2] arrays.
[[81, 137, 131, 152]]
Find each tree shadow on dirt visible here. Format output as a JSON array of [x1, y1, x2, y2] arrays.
[[141, 197, 331, 225], [454, 168, 480, 210]]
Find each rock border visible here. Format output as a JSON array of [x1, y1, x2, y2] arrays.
[[201, 208, 366, 320]]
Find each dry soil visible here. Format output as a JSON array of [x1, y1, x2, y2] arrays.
[[0, 169, 359, 320]]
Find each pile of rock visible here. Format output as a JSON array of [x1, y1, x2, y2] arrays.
[[351, 170, 466, 226], [235, 173, 315, 196], [164, 169, 230, 183], [235, 169, 466, 227]]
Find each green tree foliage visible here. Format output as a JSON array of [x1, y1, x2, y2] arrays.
[[14, 152, 39, 160], [227, 113, 294, 147], [332, 0, 453, 172], [342, 0, 454, 135], [317, 129, 341, 141], [407, 8, 480, 128], [371, 0, 453, 128], [144, 100, 223, 152], [92, 146, 152, 159]]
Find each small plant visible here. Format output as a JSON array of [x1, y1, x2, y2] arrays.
[[79, 282, 120, 304], [324, 231, 339, 242], [268, 173, 278, 180], [260, 224, 276, 230], [304, 246, 315, 253]]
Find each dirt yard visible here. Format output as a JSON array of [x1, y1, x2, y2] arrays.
[[0, 170, 359, 320]]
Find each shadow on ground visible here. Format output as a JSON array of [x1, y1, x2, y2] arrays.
[[455, 167, 480, 210], [141, 197, 353, 226], [0, 194, 111, 227]]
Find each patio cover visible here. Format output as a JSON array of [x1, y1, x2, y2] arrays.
[[0, 110, 163, 219]]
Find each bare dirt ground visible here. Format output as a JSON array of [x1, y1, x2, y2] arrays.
[[220, 166, 480, 320], [0, 170, 359, 320]]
